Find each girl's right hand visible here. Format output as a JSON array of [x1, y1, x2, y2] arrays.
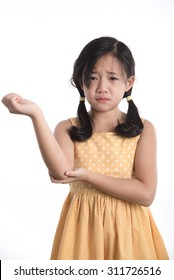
[[1, 93, 40, 117]]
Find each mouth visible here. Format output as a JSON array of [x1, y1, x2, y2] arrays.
[[96, 98, 110, 102]]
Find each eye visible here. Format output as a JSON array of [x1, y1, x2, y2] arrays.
[[90, 75, 97, 80], [109, 76, 118, 81]]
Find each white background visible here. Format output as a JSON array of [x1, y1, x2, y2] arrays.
[[0, 0, 173, 259]]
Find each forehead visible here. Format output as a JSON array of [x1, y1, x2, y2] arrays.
[[92, 53, 122, 73]]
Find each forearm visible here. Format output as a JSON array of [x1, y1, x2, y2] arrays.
[[84, 171, 156, 206], [31, 110, 71, 179], [2, 93, 72, 179]]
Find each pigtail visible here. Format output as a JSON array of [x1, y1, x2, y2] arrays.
[[69, 92, 92, 142], [115, 91, 144, 137]]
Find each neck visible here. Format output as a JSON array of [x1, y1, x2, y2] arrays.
[[89, 108, 125, 133]]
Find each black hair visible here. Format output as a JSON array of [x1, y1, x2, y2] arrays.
[[69, 36, 144, 141]]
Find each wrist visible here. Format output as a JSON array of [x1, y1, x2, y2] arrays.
[[82, 169, 91, 182], [30, 105, 43, 121]]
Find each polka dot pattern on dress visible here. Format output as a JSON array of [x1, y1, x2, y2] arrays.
[[50, 118, 169, 260], [74, 132, 138, 180]]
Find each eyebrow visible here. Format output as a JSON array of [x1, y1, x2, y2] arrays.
[[107, 71, 117, 75], [91, 70, 118, 75]]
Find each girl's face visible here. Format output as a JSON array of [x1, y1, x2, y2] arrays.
[[81, 53, 134, 113]]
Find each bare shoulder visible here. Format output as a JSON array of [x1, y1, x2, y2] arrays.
[[140, 119, 156, 140], [54, 119, 72, 136], [137, 118, 157, 155], [55, 119, 72, 131], [143, 119, 156, 130], [53, 119, 73, 146]]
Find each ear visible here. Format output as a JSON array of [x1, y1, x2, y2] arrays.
[[125, 76, 135, 92]]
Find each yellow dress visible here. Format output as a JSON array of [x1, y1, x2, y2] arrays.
[[50, 118, 169, 260]]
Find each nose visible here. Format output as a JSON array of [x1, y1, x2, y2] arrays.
[[96, 77, 108, 93]]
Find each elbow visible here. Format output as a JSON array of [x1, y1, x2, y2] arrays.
[[141, 188, 156, 207], [48, 163, 73, 182], [134, 177, 157, 207], [142, 197, 154, 207], [49, 174, 64, 183], [48, 170, 68, 183]]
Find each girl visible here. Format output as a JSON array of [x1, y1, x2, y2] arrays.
[[2, 36, 169, 260]]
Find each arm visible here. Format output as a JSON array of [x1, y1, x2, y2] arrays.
[[1, 93, 74, 179], [32, 113, 74, 179], [55, 120, 157, 207], [85, 120, 157, 206]]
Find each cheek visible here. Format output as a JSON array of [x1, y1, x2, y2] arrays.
[[117, 83, 128, 94], [83, 87, 94, 98]]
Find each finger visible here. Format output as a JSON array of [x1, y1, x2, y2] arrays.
[[2, 94, 22, 112], [2, 93, 21, 104], [49, 176, 57, 183], [60, 178, 77, 184], [65, 170, 76, 177], [1, 95, 9, 106], [7, 98, 20, 113], [49, 175, 69, 184], [9, 95, 22, 105], [49, 174, 60, 183]]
